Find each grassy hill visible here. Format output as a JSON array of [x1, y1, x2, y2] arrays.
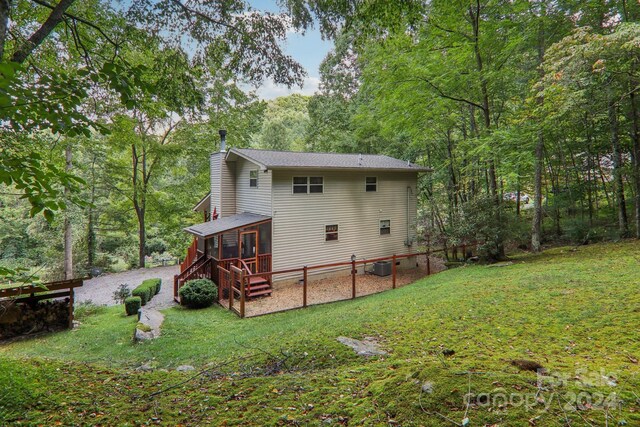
[[1, 241, 639, 426]]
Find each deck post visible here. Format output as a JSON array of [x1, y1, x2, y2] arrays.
[[217, 266, 222, 304], [426, 250, 431, 275], [229, 268, 234, 310], [239, 270, 245, 318], [303, 266, 308, 308], [392, 254, 397, 289], [351, 259, 356, 299], [173, 274, 178, 300], [67, 286, 74, 328]]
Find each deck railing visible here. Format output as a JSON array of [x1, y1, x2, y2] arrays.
[[223, 242, 478, 318]]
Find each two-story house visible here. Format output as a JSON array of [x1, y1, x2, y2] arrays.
[[175, 130, 429, 299]]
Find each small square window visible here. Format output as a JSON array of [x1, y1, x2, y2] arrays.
[[366, 177, 377, 192], [325, 224, 339, 241], [249, 170, 258, 188], [380, 220, 391, 235], [293, 177, 308, 193]]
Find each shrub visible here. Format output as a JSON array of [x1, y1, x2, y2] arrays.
[[112, 284, 131, 304], [141, 278, 161, 295], [124, 297, 142, 316], [74, 301, 105, 321], [179, 279, 217, 309], [131, 287, 150, 306]]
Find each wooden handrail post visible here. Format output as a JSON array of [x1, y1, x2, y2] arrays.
[[351, 259, 356, 299], [239, 270, 245, 318], [392, 254, 397, 289], [303, 266, 308, 308]]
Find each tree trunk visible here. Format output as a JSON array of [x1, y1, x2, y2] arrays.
[[0, 0, 10, 60], [629, 67, 640, 239], [609, 96, 629, 237], [86, 153, 97, 271], [11, 0, 75, 64], [63, 145, 73, 280], [531, 12, 546, 252]]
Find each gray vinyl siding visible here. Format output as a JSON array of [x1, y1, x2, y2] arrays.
[[271, 170, 418, 272], [234, 157, 272, 216], [210, 152, 237, 218], [210, 153, 222, 216], [221, 161, 236, 217]]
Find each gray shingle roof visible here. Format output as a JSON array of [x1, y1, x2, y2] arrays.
[[184, 212, 270, 238], [228, 148, 431, 172]]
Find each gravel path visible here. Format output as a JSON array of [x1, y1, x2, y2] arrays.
[[76, 265, 179, 309]]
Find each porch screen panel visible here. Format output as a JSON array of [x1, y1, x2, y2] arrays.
[[221, 230, 239, 259], [206, 236, 219, 258], [258, 222, 271, 254]]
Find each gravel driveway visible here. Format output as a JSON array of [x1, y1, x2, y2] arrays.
[[76, 265, 179, 309]]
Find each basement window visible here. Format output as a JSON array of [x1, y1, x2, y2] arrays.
[[249, 170, 258, 188], [365, 176, 377, 192], [293, 176, 324, 194], [380, 220, 391, 235], [325, 224, 339, 241]]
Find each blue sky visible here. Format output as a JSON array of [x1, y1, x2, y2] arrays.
[[248, 1, 334, 100]]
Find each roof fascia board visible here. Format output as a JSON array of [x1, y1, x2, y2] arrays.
[[225, 148, 268, 171]]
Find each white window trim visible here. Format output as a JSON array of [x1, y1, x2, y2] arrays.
[[379, 219, 391, 236], [324, 223, 339, 242], [365, 176, 378, 192], [292, 176, 324, 194], [249, 169, 259, 188]]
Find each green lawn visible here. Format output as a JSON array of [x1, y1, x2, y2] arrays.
[[1, 241, 639, 426]]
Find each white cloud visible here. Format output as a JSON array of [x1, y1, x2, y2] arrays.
[[254, 75, 320, 100]]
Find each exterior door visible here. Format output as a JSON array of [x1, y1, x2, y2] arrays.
[[240, 231, 258, 273]]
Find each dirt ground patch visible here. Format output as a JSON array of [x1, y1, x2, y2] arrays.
[[75, 265, 179, 309], [224, 255, 447, 317]]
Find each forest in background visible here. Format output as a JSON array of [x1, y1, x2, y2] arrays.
[[2, 0, 640, 281]]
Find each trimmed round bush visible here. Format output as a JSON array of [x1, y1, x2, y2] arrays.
[[179, 279, 217, 309], [124, 296, 142, 316]]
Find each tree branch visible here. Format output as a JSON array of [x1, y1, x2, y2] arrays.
[[30, 0, 118, 48], [11, 0, 76, 63]]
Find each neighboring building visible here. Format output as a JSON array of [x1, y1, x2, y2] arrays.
[[177, 131, 430, 298]]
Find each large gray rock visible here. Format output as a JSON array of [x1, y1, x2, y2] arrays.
[[134, 308, 164, 342], [337, 336, 387, 357]]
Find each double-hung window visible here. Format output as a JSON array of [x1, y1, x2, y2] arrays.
[[379, 219, 391, 235], [249, 170, 258, 187], [366, 176, 377, 192], [325, 224, 339, 241]]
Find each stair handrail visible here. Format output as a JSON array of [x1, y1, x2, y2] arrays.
[[237, 259, 254, 295]]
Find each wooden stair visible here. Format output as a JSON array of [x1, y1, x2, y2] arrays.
[[246, 275, 272, 298]]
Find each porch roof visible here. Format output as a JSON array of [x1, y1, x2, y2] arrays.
[[184, 212, 271, 238]]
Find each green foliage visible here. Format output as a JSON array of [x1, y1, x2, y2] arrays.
[[74, 301, 105, 321], [141, 278, 161, 296], [1, 242, 640, 425], [131, 286, 150, 306], [112, 284, 131, 305], [179, 279, 217, 309], [124, 296, 141, 316], [254, 94, 310, 151]]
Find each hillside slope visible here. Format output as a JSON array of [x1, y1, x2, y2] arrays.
[[1, 241, 639, 426]]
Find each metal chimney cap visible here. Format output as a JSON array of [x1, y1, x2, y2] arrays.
[[218, 129, 227, 138]]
